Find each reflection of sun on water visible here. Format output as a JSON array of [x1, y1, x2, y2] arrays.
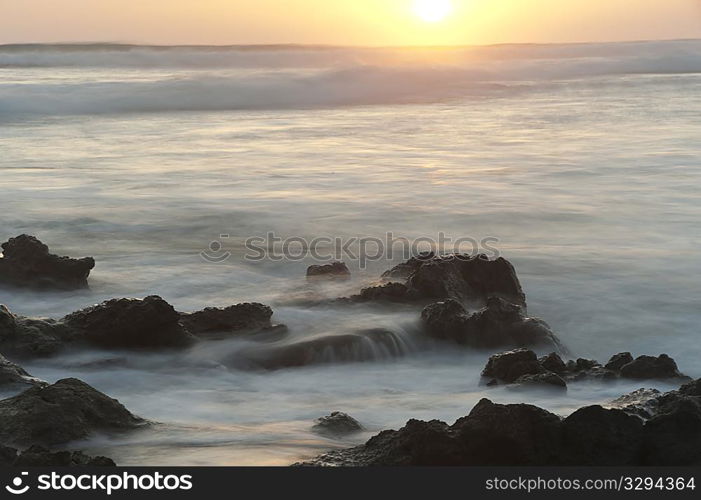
[[413, 0, 454, 23]]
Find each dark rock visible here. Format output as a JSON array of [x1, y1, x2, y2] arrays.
[[562, 406, 644, 465], [307, 262, 351, 280], [232, 328, 408, 370], [0, 444, 17, 466], [63, 296, 195, 349], [0, 304, 73, 357], [422, 297, 562, 350], [356, 254, 525, 307], [0, 235, 95, 289], [312, 412, 364, 436], [0, 378, 144, 447], [0, 353, 45, 387], [605, 352, 634, 371], [355, 282, 414, 302], [643, 396, 701, 465], [14, 445, 116, 466], [180, 303, 281, 339], [481, 348, 543, 383], [620, 354, 686, 380], [513, 372, 567, 390], [539, 352, 567, 374]]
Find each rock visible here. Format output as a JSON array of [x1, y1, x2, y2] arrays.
[[608, 388, 662, 419], [13, 445, 116, 466], [355, 254, 525, 306], [312, 412, 364, 436], [62, 296, 195, 349], [422, 297, 562, 350], [0, 353, 45, 387], [643, 396, 701, 465], [0, 378, 144, 447], [0, 305, 73, 357], [0, 235, 95, 289], [299, 378, 701, 466], [605, 352, 634, 371], [307, 262, 351, 280], [180, 303, 282, 339], [562, 406, 644, 465], [513, 372, 567, 390], [0, 444, 17, 466], [563, 358, 618, 382], [481, 348, 543, 383], [232, 328, 408, 370], [539, 352, 567, 374], [620, 354, 687, 380]]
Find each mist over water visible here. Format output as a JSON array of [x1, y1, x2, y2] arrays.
[[1, 40, 700, 465]]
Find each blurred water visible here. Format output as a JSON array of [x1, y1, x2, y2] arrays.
[[1, 41, 700, 465]]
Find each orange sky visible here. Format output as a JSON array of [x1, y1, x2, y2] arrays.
[[1, 0, 700, 46]]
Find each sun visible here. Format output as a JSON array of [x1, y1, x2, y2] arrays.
[[413, 0, 454, 23]]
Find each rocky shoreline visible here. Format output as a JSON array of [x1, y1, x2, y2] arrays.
[[0, 235, 699, 466]]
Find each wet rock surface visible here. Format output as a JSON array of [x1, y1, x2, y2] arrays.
[[307, 262, 351, 280], [353, 254, 526, 307], [0, 235, 95, 290], [0, 378, 144, 447], [298, 378, 701, 466], [422, 298, 562, 350], [232, 328, 408, 370], [312, 412, 364, 436]]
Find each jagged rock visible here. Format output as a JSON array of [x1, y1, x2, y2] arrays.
[[355, 254, 525, 306], [539, 352, 567, 374], [422, 298, 562, 350], [605, 352, 634, 371], [562, 406, 644, 465], [232, 328, 407, 370], [0, 235, 95, 289], [13, 445, 116, 466], [63, 296, 195, 349], [179, 303, 284, 340], [620, 354, 687, 380], [0, 353, 45, 387], [513, 372, 567, 390], [0, 378, 144, 447], [312, 412, 364, 436], [307, 262, 351, 280], [481, 348, 543, 383]]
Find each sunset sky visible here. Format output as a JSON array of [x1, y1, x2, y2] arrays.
[[1, 0, 700, 46]]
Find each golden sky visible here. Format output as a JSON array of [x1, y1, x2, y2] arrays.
[[1, 0, 700, 46]]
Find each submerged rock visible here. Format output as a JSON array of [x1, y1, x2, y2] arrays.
[[608, 388, 662, 419], [312, 412, 364, 436], [0, 235, 95, 289], [62, 296, 195, 349], [232, 328, 408, 370], [0, 304, 73, 357], [422, 298, 562, 350], [0, 378, 144, 447], [307, 262, 351, 280], [512, 372, 567, 390], [355, 254, 526, 307]]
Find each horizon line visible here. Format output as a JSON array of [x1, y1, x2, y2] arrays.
[[1, 37, 700, 51]]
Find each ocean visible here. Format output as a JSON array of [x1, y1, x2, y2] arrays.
[[1, 39, 700, 465]]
